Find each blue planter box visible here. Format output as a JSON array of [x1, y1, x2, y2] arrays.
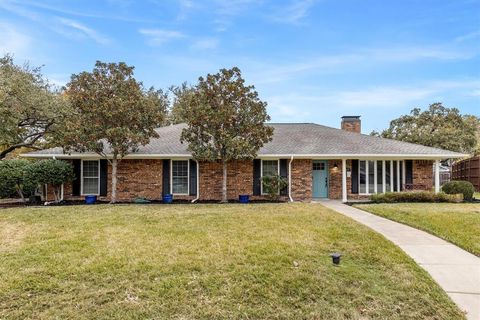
[[239, 194, 249, 204], [85, 195, 97, 204], [163, 194, 173, 204]]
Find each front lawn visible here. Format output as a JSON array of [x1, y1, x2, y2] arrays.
[[0, 204, 463, 319], [355, 203, 480, 257]]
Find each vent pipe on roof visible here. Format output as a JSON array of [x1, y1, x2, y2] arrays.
[[341, 116, 361, 134]]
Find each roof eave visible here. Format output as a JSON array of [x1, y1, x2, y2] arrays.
[[21, 152, 469, 160]]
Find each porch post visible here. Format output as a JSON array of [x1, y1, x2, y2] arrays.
[[434, 160, 440, 193], [396, 161, 401, 192], [342, 159, 347, 202], [382, 160, 386, 193]]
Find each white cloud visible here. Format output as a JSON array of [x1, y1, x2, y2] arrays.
[[212, 0, 259, 31], [248, 45, 475, 84], [176, 0, 195, 20], [270, 0, 316, 24], [455, 30, 480, 42], [265, 80, 480, 121], [190, 37, 219, 50], [214, 0, 258, 16], [139, 28, 185, 46], [0, 23, 31, 56], [58, 18, 111, 45]]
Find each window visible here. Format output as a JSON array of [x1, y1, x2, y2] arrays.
[[377, 161, 383, 193], [368, 160, 375, 194], [385, 161, 391, 191], [359, 160, 405, 195], [82, 160, 99, 195], [313, 162, 325, 170], [261, 160, 279, 194], [359, 160, 366, 194], [171, 160, 189, 194]]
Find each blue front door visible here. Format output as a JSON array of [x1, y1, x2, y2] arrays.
[[312, 160, 328, 198]]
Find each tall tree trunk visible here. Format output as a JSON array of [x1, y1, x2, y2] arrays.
[[221, 160, 228, 203], [111, 157, 118, 204], [16, 186, 26, 204]]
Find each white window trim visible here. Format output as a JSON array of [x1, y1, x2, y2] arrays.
[[81, 159, 100, 196], [359, 159, 405, 195], [170, 159, 190, 196], [260, 159, 280, 195]]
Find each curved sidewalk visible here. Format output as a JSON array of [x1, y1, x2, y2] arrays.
[[320, 200, 480, 320]]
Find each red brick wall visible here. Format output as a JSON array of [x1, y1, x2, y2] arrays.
[[412, 160, 433, 190], [328, 160, 342, 199], [291, 159, 312, 201], [108, 159, 163, 201], [341, 121, 361, 133], [57, 158, 435, 203], [198, 160, 253, 201]]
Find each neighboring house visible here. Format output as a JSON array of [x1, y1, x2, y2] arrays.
[[24, 116, 466, 202]]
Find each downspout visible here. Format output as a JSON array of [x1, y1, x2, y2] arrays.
[[191, 160, 200, 203], [288, 156, 294, 202]]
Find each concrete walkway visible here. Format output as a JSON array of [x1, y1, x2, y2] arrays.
[[319, 200, 480, 320]]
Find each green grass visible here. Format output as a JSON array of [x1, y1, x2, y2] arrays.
[[355, 203, 480, 257], [0, 204, 464, 319], [475, 192, 480, 199]]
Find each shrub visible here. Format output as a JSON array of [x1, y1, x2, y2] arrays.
[[442, 181, 475, 201], [0, 159, 37, 202], [29, 159, 75, 202], [370, 191, 462, 203], [261, 174, 288, 200]]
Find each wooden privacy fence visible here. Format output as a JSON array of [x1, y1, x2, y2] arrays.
[[451, 156, 480, 191]]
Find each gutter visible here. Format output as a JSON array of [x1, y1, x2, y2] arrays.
[[191, 160, 200, 203], [22, 153, 469, 160], [288, 155, 294, 202]]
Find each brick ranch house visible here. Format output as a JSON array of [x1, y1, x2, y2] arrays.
[[25, 116, 465, 202]]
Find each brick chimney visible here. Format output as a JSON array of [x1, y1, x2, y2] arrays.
[[341, 116, 361, 133]]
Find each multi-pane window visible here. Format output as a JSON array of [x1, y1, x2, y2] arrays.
[[359, 160, 404, 194], [82, 160, 99, 195], [376, 161, 383, 192], [172, 160, 189, 194], [261, 160, 279, 194], [312, 162, 325, 170], [359, 161, 367, 194], [385, 161, 391, 191]]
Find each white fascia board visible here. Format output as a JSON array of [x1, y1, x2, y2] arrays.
[[256, 154, 469, 160], [22, 153, 469, 160], [21, 153, 193, 159]]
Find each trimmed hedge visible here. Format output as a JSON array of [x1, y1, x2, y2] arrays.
[[370, 191, 462, 203], [0, 159, 37, 199], [442, 181, 475, 201]]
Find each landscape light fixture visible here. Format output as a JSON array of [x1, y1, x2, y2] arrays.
[[330, 252, 342, 265]]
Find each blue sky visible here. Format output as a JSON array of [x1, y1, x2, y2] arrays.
[[1, 0, 479, 133]]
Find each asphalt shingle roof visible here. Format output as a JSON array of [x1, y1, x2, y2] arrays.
[[27, 123, 465, 158]]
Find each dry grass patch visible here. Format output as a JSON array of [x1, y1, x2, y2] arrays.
[[0, 203, 464, 319]]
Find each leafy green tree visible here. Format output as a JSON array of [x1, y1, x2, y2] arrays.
[[29, 159, 74, 203], [181, 67, 274, 202], [167, 82, 195, 124], [0, 54, 68, 159], [0, 159, 36, 202], [372, 103, 478, 154], [60, 61, 167, 203]]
